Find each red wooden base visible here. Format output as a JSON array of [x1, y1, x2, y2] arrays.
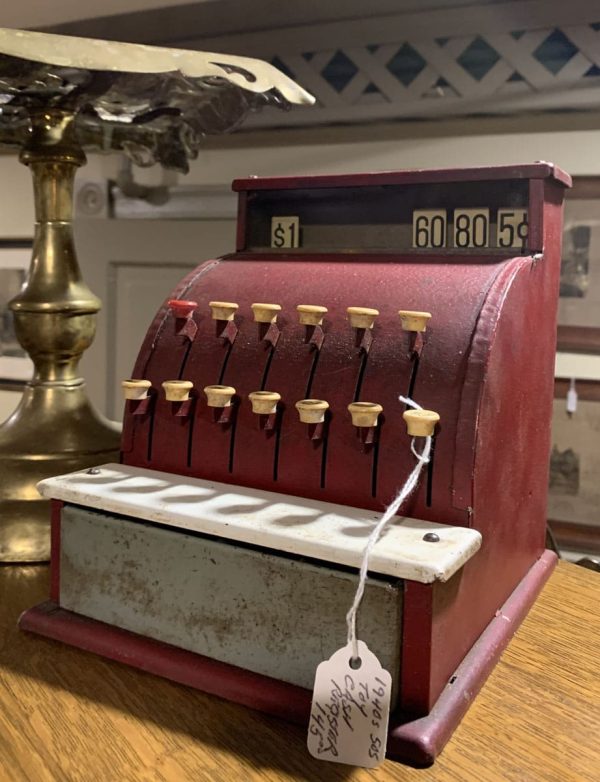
[[19, 550, 557, 766]]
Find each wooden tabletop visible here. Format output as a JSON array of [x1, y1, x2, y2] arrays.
[[0, 561, 598, 782]]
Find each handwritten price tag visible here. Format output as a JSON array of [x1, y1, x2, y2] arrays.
[[307, 641, 392, 768]]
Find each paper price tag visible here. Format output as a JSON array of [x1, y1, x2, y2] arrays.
[[307, 641, 392, 769]]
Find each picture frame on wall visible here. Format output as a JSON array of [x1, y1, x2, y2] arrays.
[[0, 242, 33, 382], [541, 177, 600, 554], [548, 380, 600, 556], [557, 177, 600, 354]]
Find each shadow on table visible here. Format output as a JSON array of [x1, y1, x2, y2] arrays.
[[1, 565, 362, 782]]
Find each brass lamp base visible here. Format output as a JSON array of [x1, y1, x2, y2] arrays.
[[0, 27, 313, 563], [0, 381, 119, 562], [0, 110, 121, 562]]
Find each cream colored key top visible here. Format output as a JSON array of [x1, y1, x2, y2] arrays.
[[204, 385, 236, 408], [162, 380, 193, 402], [248, 390, 281, 415], [347, 401, 383, 427], [295, 399, 329, 424], [347, 306, 379, 329], [121, 379, 151, 401], [297, 305, 327, 326], [398, 310, 431, 332], [403, 409, 440, 436], [251, 303, 282, 323], [209, 301, 238, 321]]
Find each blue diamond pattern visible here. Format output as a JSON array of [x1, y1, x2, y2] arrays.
[[585, 64, 600, 77], [363, 82, 380, 94], [533, 30, 578, 74], [321, 50, 359, 92], [271, 56, 295, 81], [457, 37, 500, 80], [387, 44, 427, 86]]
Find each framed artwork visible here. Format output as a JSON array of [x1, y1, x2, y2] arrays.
[[548, 380, 600, 555], [557, 178, 600, 354], [0, 243, 33, 382]]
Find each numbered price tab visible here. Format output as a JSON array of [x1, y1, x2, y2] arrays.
[[453, 208, 490, 248], [412, 209, 447, 249], [497, 208, 528, 249], [271, 216, 300, 248]]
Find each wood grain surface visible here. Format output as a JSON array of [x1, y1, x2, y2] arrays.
[[0, 561, 598, 782]]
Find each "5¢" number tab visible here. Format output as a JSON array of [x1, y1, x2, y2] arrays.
[[496, 209, 528, 249]]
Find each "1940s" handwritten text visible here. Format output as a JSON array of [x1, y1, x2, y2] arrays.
[[308, 673, 389, 761]]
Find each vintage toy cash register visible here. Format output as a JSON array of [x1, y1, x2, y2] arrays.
[[20, 163, 570, 765]]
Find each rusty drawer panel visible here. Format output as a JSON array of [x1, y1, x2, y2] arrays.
[[59, 504, 403, 701]]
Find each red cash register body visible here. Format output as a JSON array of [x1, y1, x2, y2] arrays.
[[21, 163, 570, 764]]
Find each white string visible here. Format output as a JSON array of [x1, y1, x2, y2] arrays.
[[346, 395, 432, 662]]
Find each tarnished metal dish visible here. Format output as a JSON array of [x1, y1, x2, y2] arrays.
[[0, 27, 314, 171]]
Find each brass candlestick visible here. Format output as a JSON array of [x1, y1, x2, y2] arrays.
[[0, 27, 313, 561], [0, 109, 118, 562]]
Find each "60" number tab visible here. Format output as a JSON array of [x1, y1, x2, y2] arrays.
[[412, 209, 447, 249]]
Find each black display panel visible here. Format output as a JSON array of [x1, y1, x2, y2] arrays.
[[244, 179, 530, 253]]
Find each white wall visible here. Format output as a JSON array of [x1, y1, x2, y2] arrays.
[[185, 129, 600, 184], [108, 118, 600, 187], [0, 156, 34, 236], [0, 388, 22, 423], [6, 118, 598, 210]]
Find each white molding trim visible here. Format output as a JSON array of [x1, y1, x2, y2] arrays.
[[182, 0, 600, 56], [110, 184, 237, 220]]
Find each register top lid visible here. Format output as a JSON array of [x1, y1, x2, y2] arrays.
[[233, 162, 572, 192]]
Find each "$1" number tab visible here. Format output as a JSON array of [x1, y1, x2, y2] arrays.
[[271, 216, 300, 248]]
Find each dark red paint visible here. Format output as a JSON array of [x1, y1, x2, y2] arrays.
[[49, 499, 63, 603]]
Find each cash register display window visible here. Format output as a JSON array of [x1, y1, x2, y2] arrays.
[[246, 180, 530, 253]]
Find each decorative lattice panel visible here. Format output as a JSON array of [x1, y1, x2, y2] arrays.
[[259, 22, 600, 127], [170, 2, 599, 129]]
